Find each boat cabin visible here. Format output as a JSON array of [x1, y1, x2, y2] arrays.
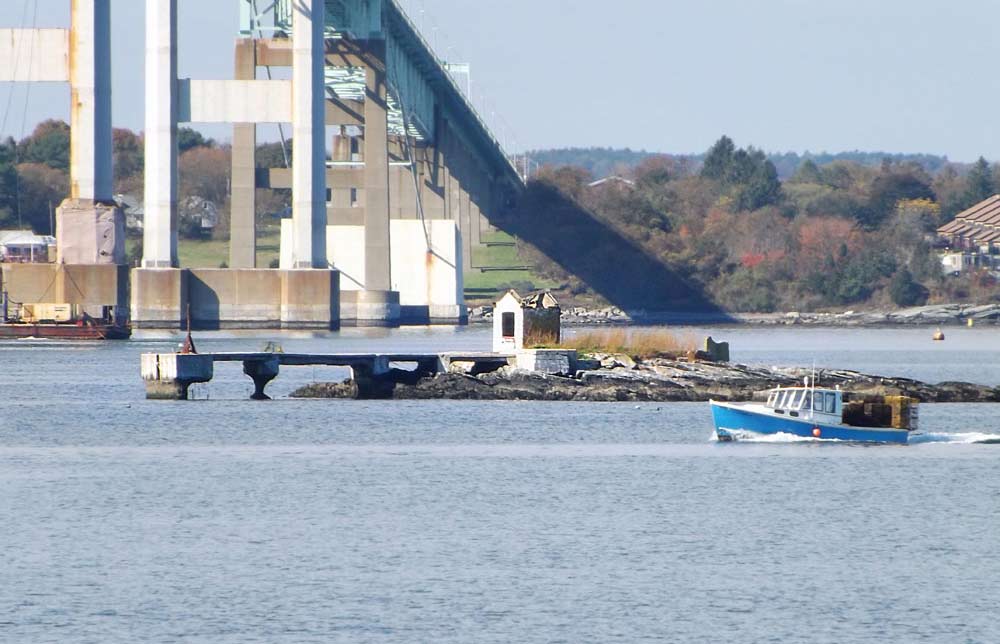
[[765, 387, 841, 420]]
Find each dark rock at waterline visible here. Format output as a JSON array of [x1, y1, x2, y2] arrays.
[[290, 358, 1000, 403]]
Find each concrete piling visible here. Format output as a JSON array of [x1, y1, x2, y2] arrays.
[[243, 357, 280, 401]]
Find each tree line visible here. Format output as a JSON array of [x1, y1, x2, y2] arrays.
[[518, 136, 1000, 312], [527, 146, 955, 182], [0, 119, 290, 239]]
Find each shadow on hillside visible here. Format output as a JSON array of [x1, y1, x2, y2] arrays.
[[493, 182, 730, 319]]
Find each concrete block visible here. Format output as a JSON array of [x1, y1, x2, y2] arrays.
[[0, 264, 60, 305], [0, 263, 126, 308], [515, 349, 577, 376], [339, 290, 358, 325], [327, 225, 365, 289], [280, 269, 340, 329], [60, 264, 128, 307], [131, 268, 187, 328], [325, 220, 465, 324], [356, 289, 400, 327], [0, 28, 70, 82], [56, 200, 125, 264], [142, 352, 214, 400], [188, 269, 282, 328]]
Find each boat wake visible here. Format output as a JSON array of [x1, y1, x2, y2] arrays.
[[714, 430, 829, 444], [909, 432, 1000, 445], [717, 430, 1000, 445]]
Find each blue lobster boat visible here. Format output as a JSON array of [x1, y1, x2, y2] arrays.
[[710, 385, 917, 444]]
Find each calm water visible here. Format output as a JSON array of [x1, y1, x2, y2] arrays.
[[2, 326, 1000, 643]]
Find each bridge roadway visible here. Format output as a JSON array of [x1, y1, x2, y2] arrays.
[[141, 351, 513, 400]]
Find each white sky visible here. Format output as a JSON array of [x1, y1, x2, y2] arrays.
[[1, 0, 998, 161]]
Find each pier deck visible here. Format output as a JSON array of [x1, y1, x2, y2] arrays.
[[140, 351, 515, 400]]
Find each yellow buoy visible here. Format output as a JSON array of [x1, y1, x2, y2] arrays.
[[933, 328, 945, 341], [968, 318, 975, 328]]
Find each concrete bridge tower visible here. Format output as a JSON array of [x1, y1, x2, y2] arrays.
[[0, 0, 128, 321], [131, 0, 340, 330]]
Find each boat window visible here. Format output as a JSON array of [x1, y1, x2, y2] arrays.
[[775, 391, 787, 408], [813, 392, 824, 412], [767, 392, 777, 407], [787, 390, 803, 409], [802, 394, 811, 410], [825, 392, 837, 414]]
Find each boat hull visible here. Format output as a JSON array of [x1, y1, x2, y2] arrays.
[[711, 401, 909, 444], [0, 323, 130, 340]]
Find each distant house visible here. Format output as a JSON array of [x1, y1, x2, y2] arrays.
[[115, 193, 144, 232], [179, 196, 219, 237], [0, 230, 56, 263], [587, 176, 635, 190], [492, 290, 562, 353], [937, 195, 1000, 272], [115, 194, 218, 237]]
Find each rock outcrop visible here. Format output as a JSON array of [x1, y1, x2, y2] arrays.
[[290, 357, 1000, 403]]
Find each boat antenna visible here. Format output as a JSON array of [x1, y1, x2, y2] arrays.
[[810, 360, 816, 420]]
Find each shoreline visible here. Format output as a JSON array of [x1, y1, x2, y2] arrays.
[[291, 357, 1000, 403], [469, 303, 1000, 327]]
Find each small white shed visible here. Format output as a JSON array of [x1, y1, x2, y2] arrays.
[[492, 290, 561, 354]]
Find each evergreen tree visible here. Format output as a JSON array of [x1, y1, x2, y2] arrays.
[[790, 159, 823, 184], [0, 138, 18, 226], [178, 127, 214, 154], [701, 135, 735, 181], [888, 267, 928, 307], [964, 156, 995, 206], [736, 159, 783, 211]]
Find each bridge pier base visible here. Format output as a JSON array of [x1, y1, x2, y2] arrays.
[[141, 353, 214, 400], [355, 290, 401, 327], [243, 357, 280, 400]]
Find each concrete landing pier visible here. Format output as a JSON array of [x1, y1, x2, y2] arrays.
[[141, 350, 527, 400]]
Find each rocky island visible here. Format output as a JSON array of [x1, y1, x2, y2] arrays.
[[291, 354, 1000, 403]]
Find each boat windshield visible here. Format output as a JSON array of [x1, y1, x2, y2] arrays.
[[767, 388, 840, 414]]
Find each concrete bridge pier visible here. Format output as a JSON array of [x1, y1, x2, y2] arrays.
[[243, 356, 280, 400], [141, 353, 214, 400], [349, 355, 393, 399], [359, 48, 401, 328]]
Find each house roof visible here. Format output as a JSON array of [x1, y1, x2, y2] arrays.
[[0, 230, 55, 247], [588, 176, 636, 189], [938, 195, 1000, 235], [938, 219, 966, 234], [954, 194, 1000, 223], [114, 193, 144, 215], [973, 229, 1000, 243], [521, 291, 560, 310], [494, 289, 560, 309], [937, 195, 1000, 242]]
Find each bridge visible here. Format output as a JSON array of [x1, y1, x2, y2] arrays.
[[0, 0, 525, 329]]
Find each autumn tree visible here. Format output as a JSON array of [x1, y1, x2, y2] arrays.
[[179, 146, 231, 206], [15, 162, 69, 233], [864, 164, 934, 229], [19, 120, 70, 170], [112, 128, 144, 188]]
